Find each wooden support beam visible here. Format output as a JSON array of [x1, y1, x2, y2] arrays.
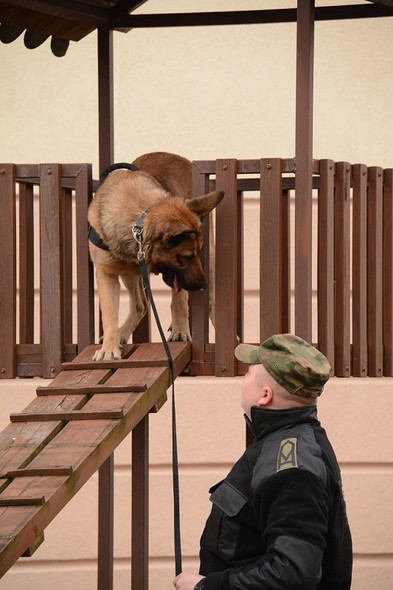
[[295, 0, 315, 341]]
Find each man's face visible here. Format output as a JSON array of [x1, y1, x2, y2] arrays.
[[241, 364, 265, 418]]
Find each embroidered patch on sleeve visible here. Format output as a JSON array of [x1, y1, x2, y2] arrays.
[[276, 437, 298, 472]]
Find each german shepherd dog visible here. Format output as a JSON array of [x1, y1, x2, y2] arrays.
[[88, 152, 224, 361]]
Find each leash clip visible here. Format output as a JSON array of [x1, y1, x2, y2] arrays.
[[132, 225, 145, 260]]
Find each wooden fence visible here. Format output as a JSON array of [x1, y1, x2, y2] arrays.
[[0, 164, 94, 378], [191, 158, 393, 378], [1, 159, 392, 379]]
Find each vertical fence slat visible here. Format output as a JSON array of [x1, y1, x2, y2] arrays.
[[260, 159, 284, 341], [75, 164, 95, 350], [352, 164, 368, 376], [383, 169, 393, 375], [236, 189, 244, 342], [62, 188, 73, 344], [281, 189, 291, 334], [18, 182, 35, 345], [215, 159, 239, 376], [318, 160, 335, 369], [0, 164, 16, 378], [334, 162, 351, 376], [40, 164, 63, 378], [190, 163, 211, 366], [368, 167, 383, 376]]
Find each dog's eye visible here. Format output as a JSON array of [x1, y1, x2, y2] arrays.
[[180, 254, 195, 262]]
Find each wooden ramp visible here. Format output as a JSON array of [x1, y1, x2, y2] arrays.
[[0, 341, 191, 579]]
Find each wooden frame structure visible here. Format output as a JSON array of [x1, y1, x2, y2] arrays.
[[1, 2, 393, 589], [2, 157, 393, 380]]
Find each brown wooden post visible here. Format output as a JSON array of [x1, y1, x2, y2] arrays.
[[0, 164, 16, 378], [260, 159, 284, 340], [39, 164, 63, 379], [215, 159, 239, 377], [97, 453, 114, 590], [97, 27, 115, 590], [132, 417, 149, 590], [295, 0, 315, 341], [98, 28, 114, 174]]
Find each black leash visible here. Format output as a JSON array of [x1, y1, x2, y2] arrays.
[[92, 162, 183, 574], [133, 217, 183, 576]]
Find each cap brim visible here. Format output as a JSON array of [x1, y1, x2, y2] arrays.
[[234, 344, 261, 364]]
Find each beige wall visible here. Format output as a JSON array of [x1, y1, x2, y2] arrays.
[[1, 1, 393, 588], [1, 376, 393, 589]]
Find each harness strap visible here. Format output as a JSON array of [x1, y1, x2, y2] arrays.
[[88, 225, 110, 251], [89, 162, 140, 252], [99, 161, 139, 185]]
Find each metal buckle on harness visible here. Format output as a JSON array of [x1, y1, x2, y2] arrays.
[[132, 225, 145, 260]]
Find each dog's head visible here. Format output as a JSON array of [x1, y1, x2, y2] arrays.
[[147, 190, 224, 292]]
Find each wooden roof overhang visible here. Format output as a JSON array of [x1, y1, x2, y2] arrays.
[[1, 0, 393, 340], [0, 1, 393, 56]]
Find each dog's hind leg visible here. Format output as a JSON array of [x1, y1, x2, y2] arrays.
[[168, 289, 191, 342], [119, 273, 148, 343], [94, 269, 122, 361]]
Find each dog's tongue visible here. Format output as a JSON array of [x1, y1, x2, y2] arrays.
[[174, 273, 182, 294]]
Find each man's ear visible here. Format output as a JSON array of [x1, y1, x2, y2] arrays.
[[257, 386, 273, 407]]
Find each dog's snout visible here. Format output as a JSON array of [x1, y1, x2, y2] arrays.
[[183, 274, 207, 292]]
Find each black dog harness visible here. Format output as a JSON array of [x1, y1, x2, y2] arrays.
[[88, 162, 140, 252]]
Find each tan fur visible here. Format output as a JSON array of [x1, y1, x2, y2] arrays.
[[88, 152, 223, 361]]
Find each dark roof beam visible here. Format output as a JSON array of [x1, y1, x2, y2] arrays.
[[109, 0, 148, 21], [115, 4, 393, 29]]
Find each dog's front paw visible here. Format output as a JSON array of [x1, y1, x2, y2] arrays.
[[93, 345, 122, 361], [168, 329, 192, 342]]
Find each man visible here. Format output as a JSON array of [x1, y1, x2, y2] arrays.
[[173, 334, 352, 590]]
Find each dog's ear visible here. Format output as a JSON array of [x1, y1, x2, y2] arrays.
[[163, 226, 196, 249], [186, 191, 224, 219]]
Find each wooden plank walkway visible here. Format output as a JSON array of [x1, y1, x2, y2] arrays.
[[0, 341, 191, 579]]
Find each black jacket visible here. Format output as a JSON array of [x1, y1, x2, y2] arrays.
[[199, 405, 352, 590]]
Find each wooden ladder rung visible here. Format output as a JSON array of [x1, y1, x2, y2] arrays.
[[10, 410, 124, 422], [3, 467, 73, 478], [60, 359, 168, 371], [0, 497, 45, 506], [36, 384, 147, 396]]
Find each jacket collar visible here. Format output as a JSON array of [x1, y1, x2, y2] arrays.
[[245, 404, 319, 439]]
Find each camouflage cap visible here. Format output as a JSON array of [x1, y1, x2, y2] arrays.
[[234, 334, 331, 398]]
